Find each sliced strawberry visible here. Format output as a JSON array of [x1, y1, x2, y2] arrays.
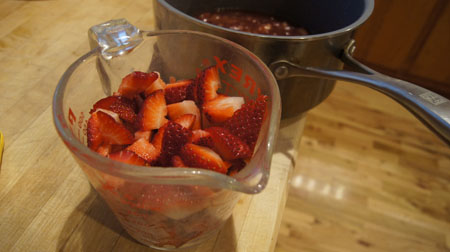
[[87, 113, 103, 150], [227, 159, 247, 176], [101, 172, 126, 192], [133, 93, 145, 109], [151, 124, 166, 151], [109, 150, 147, 166], [189, 129, 213, 148], [203, 95, 244, 123], [195, 66, 220, 106], [118, 71, 159, 98], [167, 100, 201, 130], [126, 138, 160, 163], [96, 144, 111, 157], [159, 121, 192, 165], [205, 127, 251, 160], [109, 98, 138, 124], [134, 130, 152, 141], [224, 95, 268, 151], [91, 96, 138, 124], [139, 89, 168, 131], [87, 111, 134, 151], [171, 155, 186, 167], [111, 144, 127, 153], [144, 73, 166, 96], [180, 143, 230, 174], [164, 79, 194, 104], [173, 114, 196, 129]]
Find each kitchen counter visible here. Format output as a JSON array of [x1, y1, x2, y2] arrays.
[[276, 83, 450, 251], [0, 1, 303, 251], [1, 1, 449, 252]]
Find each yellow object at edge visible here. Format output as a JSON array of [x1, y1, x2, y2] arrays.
[[0, 131, 3, 164]]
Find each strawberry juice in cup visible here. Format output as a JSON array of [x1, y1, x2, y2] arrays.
[[52, 19, 280, 250]]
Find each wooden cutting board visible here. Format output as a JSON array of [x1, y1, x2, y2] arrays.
[[0, 0, 305, 251]]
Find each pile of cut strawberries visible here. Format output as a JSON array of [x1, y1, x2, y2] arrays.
[[87, 66, 267, 176]]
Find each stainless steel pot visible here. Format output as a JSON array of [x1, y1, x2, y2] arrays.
[[153, 0, 450, 145]]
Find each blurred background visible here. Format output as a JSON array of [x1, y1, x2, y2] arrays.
[[275, 1, 450, 251], [352, 0, 450, 98]]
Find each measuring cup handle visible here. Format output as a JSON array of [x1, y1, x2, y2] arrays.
[[269, 42, 450, 146]]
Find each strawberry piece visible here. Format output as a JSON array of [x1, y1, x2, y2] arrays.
[[195, 66, 220, 106], [152, 124, 166, 151], [164, 79, 195, 104], [111, 144, 127, 153], [159, 121, 192, 165], [91, 96, 138, 124], [96, 144, 111, 157], [171, 155, 186, 167], [173, 114, 196, 129], [167, 100, 201, 130], [206, 127, 251, 160], [118, 71, 159, 98], [134, 130, 152, 141], [224, 95, 268, 151], [133, 94, 145, 109], [139, 89, 168, 131], [101, 172, 126, 192], [144, 74, 166, 96], [180, 143, 230, 174], [203, 95, 244, 123], [87, 111, 134, 151], [126, 138, 160, 163], [227, 159, 247, 176], [87, 113, 103, 151], [109, 150, 147, 165], [190, 129, 213, 148]]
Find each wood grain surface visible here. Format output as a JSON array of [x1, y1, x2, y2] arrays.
[[353, 0, 450, 98], [0, 1, 303, 251], [1, 1, 449, 252], [275, 83, 450, 252]]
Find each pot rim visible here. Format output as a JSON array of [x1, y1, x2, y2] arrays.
[[156, 0, 375, 41]]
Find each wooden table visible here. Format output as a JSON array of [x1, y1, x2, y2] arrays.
[[0, 1, 305, 251]]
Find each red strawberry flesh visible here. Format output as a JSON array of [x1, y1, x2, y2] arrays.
[[173, 114, 196, 129], [171, 155, 186, 167], [167, 100, 201, 130], [109, 150, 147, 166], [87, 111, 134, 150], [144, 74, 166, 96], [118, 71, 158, 98], [180, 143, 229, 174], [195, 66, 220, 106], [190, 129, 214, 148], [126, 138, 159, 163], [159, 121, 192, 165], [139, 89, 168, 130], [164, 79, 194, 104], [203, 95, 244, 123], [91, 95, 138, 124], [224, 95, 268, 151], [206, 127, 251, 160]]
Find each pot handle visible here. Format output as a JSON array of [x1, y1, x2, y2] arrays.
[[269, 40, 450, 146]]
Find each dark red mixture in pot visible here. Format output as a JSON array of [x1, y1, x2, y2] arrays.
[[197, 10, 308, 36]]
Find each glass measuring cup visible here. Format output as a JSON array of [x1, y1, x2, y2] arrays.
[[52, 19, 280, 250]]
